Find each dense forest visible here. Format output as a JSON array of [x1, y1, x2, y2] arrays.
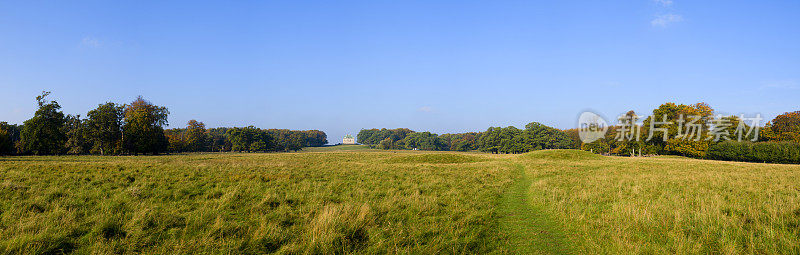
[[0, 92, 326, 155], [356, 121, 576, 153]]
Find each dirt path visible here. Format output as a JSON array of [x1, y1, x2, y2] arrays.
[[498, 163, 573, 254]]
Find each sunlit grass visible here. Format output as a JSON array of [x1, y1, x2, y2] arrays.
[[0, 151, 516, 254], [517, 150, 800, 254], [300, 144, 376, 152], [2, 149, 799, 254]]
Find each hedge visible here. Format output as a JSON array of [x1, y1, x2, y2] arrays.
[[707, 141, 800, 164]]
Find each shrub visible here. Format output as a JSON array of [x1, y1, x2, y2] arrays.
[[707, 141, 800, 164], [665, 139, 710, 158], [581, 141, 610, 154]]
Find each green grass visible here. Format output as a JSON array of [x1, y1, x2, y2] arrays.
[[514, 149, 800, 254], [0, 151, 516, 254], [384, 153, 488, 164], [2, 149, 800, 254], [498, 163, 571, 254], [301, 144, 376, 152], [520, 149, 604, 161]]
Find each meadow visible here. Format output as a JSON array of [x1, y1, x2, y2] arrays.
[[513, 150, 800, 254], [1, 146, 799, 254], [0, 147, 518, 254]]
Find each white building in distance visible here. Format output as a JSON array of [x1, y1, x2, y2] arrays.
[[342, 134, 356, 145]]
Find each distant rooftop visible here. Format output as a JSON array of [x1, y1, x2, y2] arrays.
[[344, 134, 353, 139]]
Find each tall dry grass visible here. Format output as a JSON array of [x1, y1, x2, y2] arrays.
[[517, 150, 800, 254], [0, 152, 516, 254]]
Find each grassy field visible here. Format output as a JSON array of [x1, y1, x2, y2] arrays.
[[0, 151, 517, 254], [513, 150, 800, 254], [301, 144, 376, 152], [1, 149, 799, 254]]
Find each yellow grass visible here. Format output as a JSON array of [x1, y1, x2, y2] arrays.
[[516, 150, 800, 254], [1, 149, 799, 254]]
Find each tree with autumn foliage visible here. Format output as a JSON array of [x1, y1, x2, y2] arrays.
[[641, 102, 715, 155], [762, 111, 800, 143], [440, 132, 480, 151], [563, 128, 581, 149], [611, 110, 644, 155], [302, 130, 328, 147], [641, 104, 702, 148], [185, 120, 207, 152], [164, 128, 187, 152]]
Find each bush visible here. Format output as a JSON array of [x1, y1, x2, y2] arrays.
[[665, 139, 710, 158], [581, 141, 610, 154], [707, 141, 800, 164]]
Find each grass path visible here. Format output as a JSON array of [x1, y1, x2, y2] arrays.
[[498, 162, 573, 254]]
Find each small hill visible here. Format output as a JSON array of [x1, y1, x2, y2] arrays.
[[520, 149, 604, 161], [302, 144, 374, 152], [386, 153, 487, 164]]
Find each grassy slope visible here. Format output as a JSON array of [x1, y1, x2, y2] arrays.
[[301, 144, 376, 152], [0, 151, 516, 254], [515, 150, 800, 254]]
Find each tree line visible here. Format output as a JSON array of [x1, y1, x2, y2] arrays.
[[3, 93, 796, 163], [0, 92, 327, 155], [576, 102, 800, 163], [170, 127, 327, 153], [357, 121, 577, 153]]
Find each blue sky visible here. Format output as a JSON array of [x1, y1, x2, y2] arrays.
[[1, 0, 798, 143]]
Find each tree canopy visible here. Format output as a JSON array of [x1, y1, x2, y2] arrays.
[[4, 93, 798, 160], [763, 111, 800, 143], [20, 92, 67, 155], [86, 102, 124, 155], [122, 96, 170, 154]]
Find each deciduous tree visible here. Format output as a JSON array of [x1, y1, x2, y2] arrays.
[[122, 96, 169, 155], [185, 120, 207, 152], [86, 102, 124, 155], [64, 114, 91, 154], [763, 111, 800, 143], [21, 91, 67, 155], [402, 132, 445, 151], [0, 122, 19, 155]]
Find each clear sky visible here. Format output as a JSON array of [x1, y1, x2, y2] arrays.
[[1, 1, 798, 144]]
